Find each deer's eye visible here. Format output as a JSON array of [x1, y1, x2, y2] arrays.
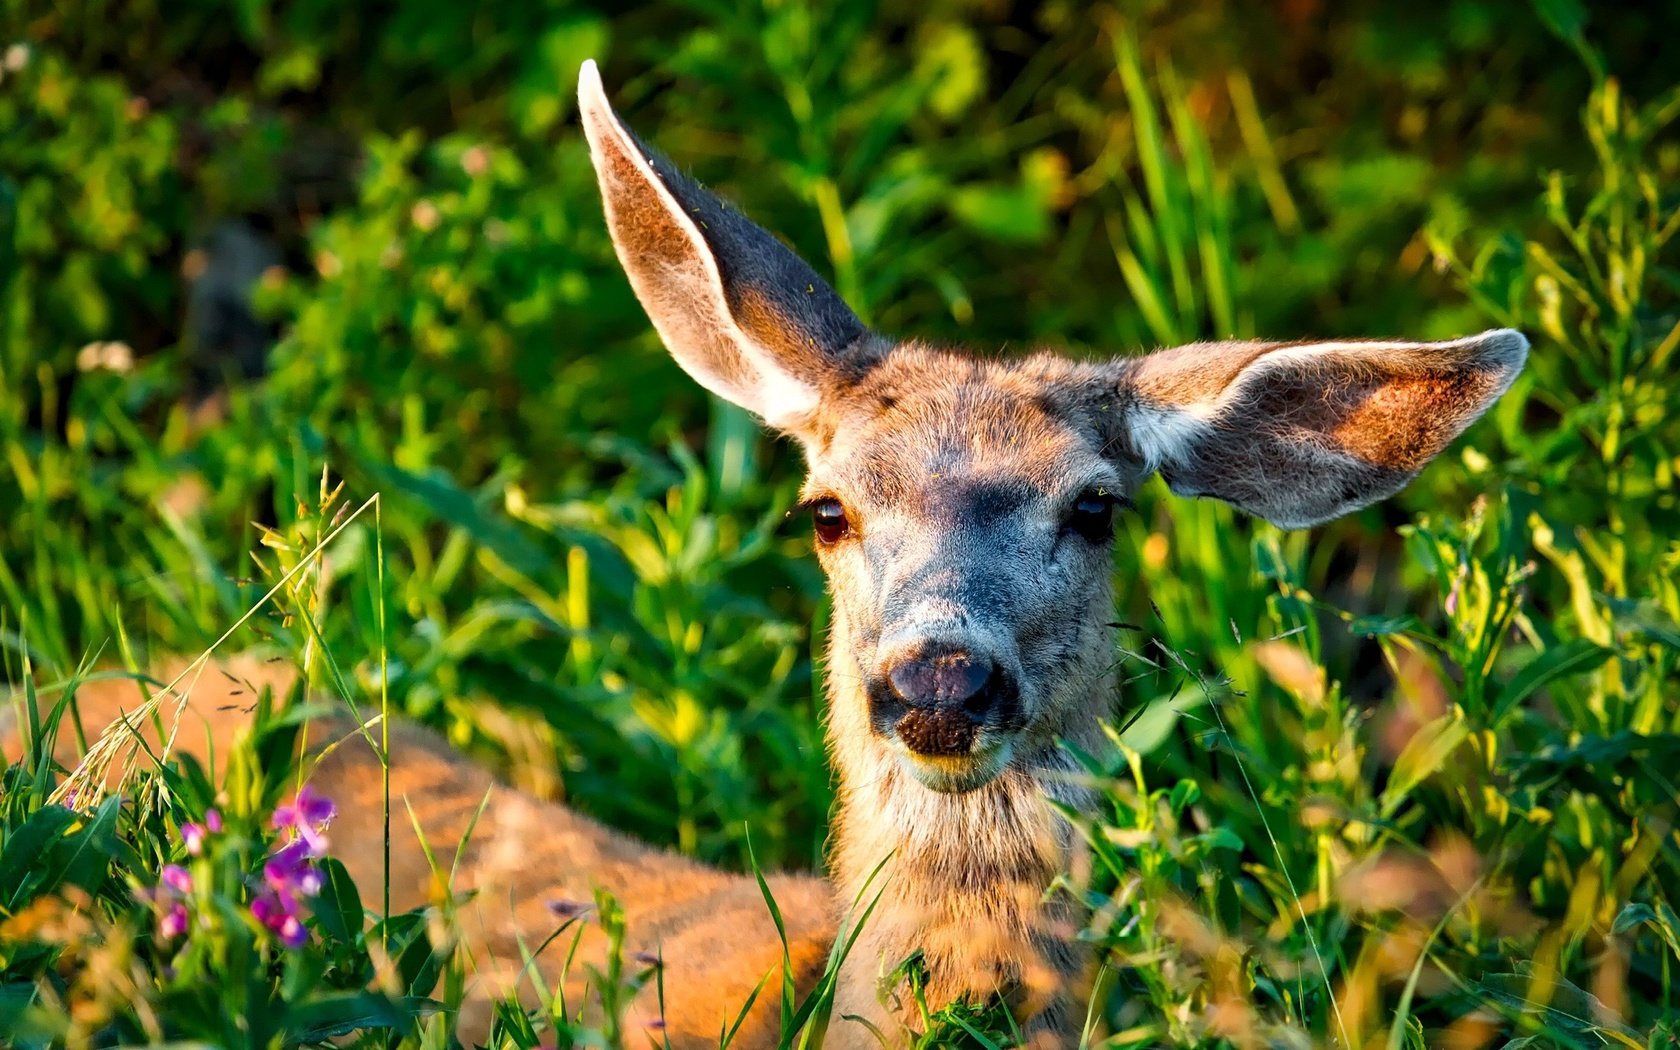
[[1066, 489, 1119, 543], [812, 498, 850, 545]]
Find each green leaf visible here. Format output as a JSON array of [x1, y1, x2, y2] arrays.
[[1629, 612, 1680, 652], [311, 857, 365, 946], [1202, 827, 1244, 853], [514, 17, 610, 136], [280, 942, 332, 1002], [1531, 0, 1606, 78], [51, 794, 123, 894], [1348, 613, 1418, 638], [284, 993, 438, 1041], [1380, 714, 1469, 818], [1611, 901, 1680, 958], [1491, 640, 1613, 724], [948, 182, 1052, 245], [372, 912, 444, 996], [1512, 732, 1680, 787], [1611, 902, 1657, 935], [0, 805, 78, 909], [1119, 687, 1205, 756], [1532, 0, 1589, 41], [745, 832, 794, 1027], [914, 22, 986, 120], [1477, 969, 1638, 1038], [361, 462, 550, 578]]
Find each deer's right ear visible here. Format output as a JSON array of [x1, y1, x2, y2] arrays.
[[1103, 330, 1526, 528], [579, 61, 875, 432]]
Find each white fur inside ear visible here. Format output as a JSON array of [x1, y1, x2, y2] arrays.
[[752, 376, 822, 429], [577, 60, 820, 429], [1126, 400, 1215, 472]]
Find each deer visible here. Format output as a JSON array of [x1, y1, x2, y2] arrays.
[[6, 59, 1527, 1048]]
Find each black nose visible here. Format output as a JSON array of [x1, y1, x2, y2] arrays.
[[872, 648, 1016, 756]]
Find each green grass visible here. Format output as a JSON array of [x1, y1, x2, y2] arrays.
[[3, 1, 1680, 1046]]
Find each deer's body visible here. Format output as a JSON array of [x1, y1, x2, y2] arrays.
[[9, 656, 834, 1045], [7, 61, 1527, 1048]]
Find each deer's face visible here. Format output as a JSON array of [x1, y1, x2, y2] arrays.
[[801, 352, 1133, 791], [579, 60, 1526, 794]]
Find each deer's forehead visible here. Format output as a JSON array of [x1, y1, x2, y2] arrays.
[[804, 354, 1106, 507]]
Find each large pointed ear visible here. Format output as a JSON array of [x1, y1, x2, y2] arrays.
[[1111, 330, 1528, 528], [578, 60, 877, 432]]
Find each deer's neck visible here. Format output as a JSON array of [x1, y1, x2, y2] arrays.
[[822, 618, 1110, 1029]]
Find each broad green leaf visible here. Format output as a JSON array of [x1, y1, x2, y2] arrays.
[[311, 856, 365, 946], [284, 992, 438, 1041], [1380, 714, 1470, 818], [1490, 639, 1613, 724]]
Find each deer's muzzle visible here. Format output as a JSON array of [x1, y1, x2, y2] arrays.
[[870, 646, 1021, 758]]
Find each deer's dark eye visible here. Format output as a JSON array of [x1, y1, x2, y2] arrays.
[[812, 498, 850, 545], [1066, 489, 1119, 543]]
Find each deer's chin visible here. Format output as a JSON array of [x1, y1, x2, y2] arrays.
[[898, 739, 1014, 794]]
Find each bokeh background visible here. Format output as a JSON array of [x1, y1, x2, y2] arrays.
[[3, 0, 1679, 1044]]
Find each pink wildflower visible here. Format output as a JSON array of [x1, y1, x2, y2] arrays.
[[264, 839, 324, 898], [181, 809, 222, 856], [159, 902, 190, 940], [152, 865, 195, 941], [276, 913, 306, 949], [251, 789, 336, 950], [251, 888, 309, 949], [160, 864, 193, 895], [272, 785, 335, 856]]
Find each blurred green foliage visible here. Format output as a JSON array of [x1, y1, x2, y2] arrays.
[[3, 0, 1679, 1044]]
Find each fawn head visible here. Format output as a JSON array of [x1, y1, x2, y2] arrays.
[[579, 63, 1525, 795]]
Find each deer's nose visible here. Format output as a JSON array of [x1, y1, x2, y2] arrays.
[[888, 651, 992, 710], [874, 648, 1014, 756]]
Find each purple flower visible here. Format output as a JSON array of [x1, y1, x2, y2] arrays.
[[160, 864, 193, 895], [253, 828, 327, 950], [272, 786, 335, 856], [273, 785, 335, 830], [159, 902, 189, 940], [633, 950, 663, 968], [276, 913, 307, 949], [152, 864, 195, 941], [264, 839, 324, 897], [251, 888, 310, 949], [251, 890, 282, 926], [182, 806, 225, 855], [645, 1018, 667, 1032]]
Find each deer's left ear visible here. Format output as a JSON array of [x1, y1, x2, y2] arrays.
[[578, 60, 877, 434], [1107, 330, 1528, 528]]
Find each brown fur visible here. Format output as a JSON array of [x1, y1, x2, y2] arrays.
[[4, 657, 831, 1047]]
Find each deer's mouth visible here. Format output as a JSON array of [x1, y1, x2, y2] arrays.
[[896, 737, 1015, 793], [866, 649, 1026, 794]]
